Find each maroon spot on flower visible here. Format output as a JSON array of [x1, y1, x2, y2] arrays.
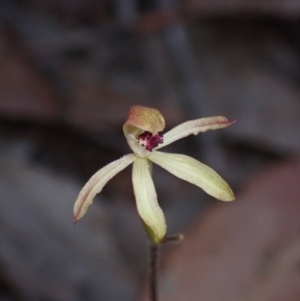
[[138, 131, 164, 151]]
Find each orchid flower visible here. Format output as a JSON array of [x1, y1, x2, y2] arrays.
[[74, 106, 235, 244]]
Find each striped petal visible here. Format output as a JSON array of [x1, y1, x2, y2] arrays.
[[149, 151, 235, 201], [155, 116, 235, 150], [123, 105, 165, 135], [132, 158, 166, 244], [74, 154, 136, 222]]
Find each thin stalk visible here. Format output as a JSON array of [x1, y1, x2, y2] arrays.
[[148, 234, 183, 301], [149, 243, 159, 301]]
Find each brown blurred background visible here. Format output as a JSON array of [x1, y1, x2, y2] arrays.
[[0, 0, 299, 301]]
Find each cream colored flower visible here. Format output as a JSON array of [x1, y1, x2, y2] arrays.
[[74, 106, 235, 244]]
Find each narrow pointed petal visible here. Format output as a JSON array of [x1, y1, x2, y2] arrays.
[[132, 158, 166, 244], [74, 154, 136, 222], [155, 116, 235, 150], [149, 151, 235, 201]]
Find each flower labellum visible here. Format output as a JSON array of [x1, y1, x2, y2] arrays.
[[137, 131, 164, 151], [74, 105, 235, 244]]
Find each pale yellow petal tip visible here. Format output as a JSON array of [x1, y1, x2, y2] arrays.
[[227, 119, 237, 127], [73, 189, 93, 224], [218, 187, 235, 202], [73, 204, 88, 224], [144, 222, 167, 245], [124, 105, 165, 133], [73, 214, 80, 225], [196, 116, 236, 131], [224, 193, 235, 202]]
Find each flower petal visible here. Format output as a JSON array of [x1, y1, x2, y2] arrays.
[[74, 154, 136, 222], [124, 133, 151, 158], [123, 105, 165, 135], [155, 116, 235, 150], [132, 158, 166, 244], [149, 151, 235, 201]]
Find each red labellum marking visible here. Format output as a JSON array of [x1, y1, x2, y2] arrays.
[[138, 131, 163, 151]]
